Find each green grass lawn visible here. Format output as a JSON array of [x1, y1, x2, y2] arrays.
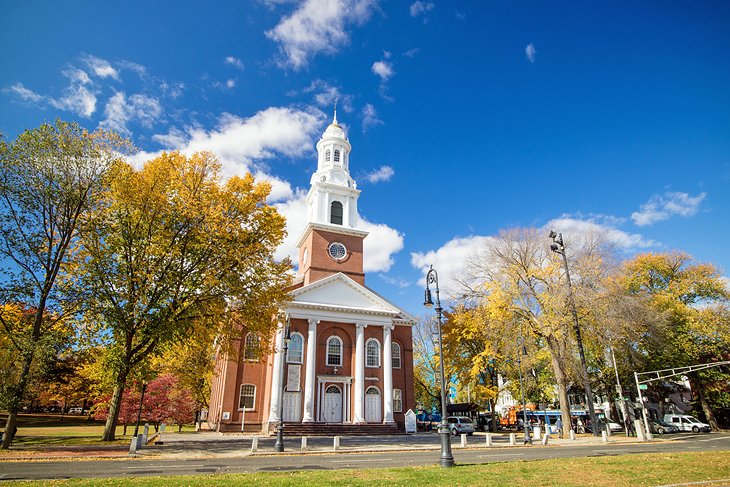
[[0, 413, 194, 448], [3, 451, 730, 486]]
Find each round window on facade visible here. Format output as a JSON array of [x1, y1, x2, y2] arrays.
[[328, 242, 347, 261]]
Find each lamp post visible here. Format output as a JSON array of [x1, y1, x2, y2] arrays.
[[516, 335, 532, 444], [423, 265, 455, 468], [133, 381, 148, 438], [274, 320, 292, 452], [549, 230, 599, 436]]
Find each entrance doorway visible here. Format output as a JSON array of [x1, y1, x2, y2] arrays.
[[324, 385, 342, 423], [365, 386, 382, 423]]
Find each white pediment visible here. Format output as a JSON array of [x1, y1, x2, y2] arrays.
[[289, 273, 414, 323]]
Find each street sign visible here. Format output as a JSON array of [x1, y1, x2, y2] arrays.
[[639, 384, 648, 390]]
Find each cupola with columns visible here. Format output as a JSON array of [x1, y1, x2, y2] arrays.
[[297, 109, 369, 286]]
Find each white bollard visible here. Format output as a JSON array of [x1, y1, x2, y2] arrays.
[[251, 436, 258, 452], [333, 436, 341, 451], [460, 433, 467, 447], [301, 436, 308, 451], [128, 436, 138, 454], [605, 424, 612, 437], [533, 426, 541, 441], [485, 433, 493, 447], [602, 431, 608, 443], [635, 420, 646, 441], [509, 433, 516, 446], [541, 433, 549, 445], [569, 429, 576, 441]]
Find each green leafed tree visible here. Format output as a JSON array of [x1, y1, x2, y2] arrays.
[[0, 121, 129, 448], [76, 151, 292, 441]]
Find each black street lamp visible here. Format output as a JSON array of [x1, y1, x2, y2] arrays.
[[132, 381, 148, 439], [516, 336, 532, 444], [274, 319, 292, 452], [424, 265, 455, 468], [549, 230, 599, 436]]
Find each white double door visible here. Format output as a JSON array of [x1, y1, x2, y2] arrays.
[[324, 385, 343, 423], [282, 392, 301, 422], [365, 387, 382, 423]]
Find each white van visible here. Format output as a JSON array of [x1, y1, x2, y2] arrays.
[[663, 414, 711, 433]]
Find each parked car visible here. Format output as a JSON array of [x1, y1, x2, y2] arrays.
[[67, 407, 83, 415], [663, 414, 711, 433], [607, 421, 624, 433], [446, 416, 475, 436], [651, 419, 679, 434]]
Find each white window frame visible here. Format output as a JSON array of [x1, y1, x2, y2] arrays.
[[393, 388, 403, 413], [334, 148, 340, 163], [238, 384, 256, 411], [325, 149, 331, 162], [366, 338, 381, 368], [286, 332, 304, 364], [326, 336, 343, 367], [391, 342, 401, 369]]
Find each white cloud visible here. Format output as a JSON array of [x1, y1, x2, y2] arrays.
[[545, 215, 655, 250], [409, 1, 434, 17], [49, 85, 96, 118], [303, 80, 354, 113], [226, 79, 236, 89], [62, 68, 92, 85], [525, 43, 537, 63], [119, 60, 148, 77], [100, 92, 162, 136], [224, 56, 244, 70], [161, 81, 185, 99], [403, 47, 420, 58], [361, 218, 404, 273], [378, 274, 411, 288], [266, 0, 378, 70], [411, 236, 494, 296], [3, 83, 44, 103], [363, 165, 394, 184], [362, 103, 383, 130], [134, 106, 323, 180], [371, 60, 394, 81], [631, 191, 707, 226], [82, 55, 120, 80]]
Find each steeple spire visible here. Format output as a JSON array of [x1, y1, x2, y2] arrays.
[[333, 98, 338, 125]]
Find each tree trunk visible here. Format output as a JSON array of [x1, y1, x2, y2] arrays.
[[694, 379, 720, 431], [546, 334, 572, 437], [1, 352, 35, 449], [102, 370, 129, 441]]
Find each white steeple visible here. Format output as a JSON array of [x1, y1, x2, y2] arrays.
[[305, 109, 361, 229]]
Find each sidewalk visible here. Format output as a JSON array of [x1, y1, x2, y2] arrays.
[[0, 431, 657, 461]]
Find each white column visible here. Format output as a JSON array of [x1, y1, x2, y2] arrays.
[[382, 323, 394, 424], [268, 322, 285, 424], [302, 319, 318, 422], [354, 322, 367, 423]]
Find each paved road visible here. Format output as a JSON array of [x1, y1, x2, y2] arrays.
[[1, 433, 728, 481]]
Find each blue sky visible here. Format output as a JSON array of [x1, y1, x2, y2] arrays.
[[2, 1, 729, 316]]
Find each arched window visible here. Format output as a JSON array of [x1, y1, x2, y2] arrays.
[[325, 149, 331, 162], [366, 386, 380, 395], [326, 336, 342, 366], [366, 338, 380, 368], [393, 389, 403, 412], [244, 333, 259, 361], [287, 332, 304, 364], [333, 149, 340, 163], [330, 201, 343, 225], [391, 342, 401, 369], [239, 384, 256, 410]]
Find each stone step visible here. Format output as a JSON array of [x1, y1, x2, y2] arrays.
[[278, 423, 404, 436]]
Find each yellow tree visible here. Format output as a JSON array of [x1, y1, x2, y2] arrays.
[[442, 304, 504, 430], [76, 151, 292, 441], [618, 252, 729, 429], [462, 227, 611, 433]]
